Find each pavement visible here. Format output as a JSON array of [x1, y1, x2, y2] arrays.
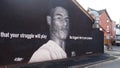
[[84, 45, 120, 68], [105, 46, 120, 57]]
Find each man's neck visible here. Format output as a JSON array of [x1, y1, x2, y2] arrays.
[[51, 37, 65, 50]]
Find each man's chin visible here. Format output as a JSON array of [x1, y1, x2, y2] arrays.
[[60, 36, 67, 40]]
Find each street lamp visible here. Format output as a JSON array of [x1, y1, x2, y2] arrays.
[[94, 16, 100, 28]]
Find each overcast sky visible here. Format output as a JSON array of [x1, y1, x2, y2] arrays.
[[76, 0, 120, 24]]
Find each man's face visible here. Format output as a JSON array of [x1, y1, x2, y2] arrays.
[[51, 7, 69, 40]]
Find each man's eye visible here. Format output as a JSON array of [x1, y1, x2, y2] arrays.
[[65, 18, 69, 22], [56, 16, 62, 20]]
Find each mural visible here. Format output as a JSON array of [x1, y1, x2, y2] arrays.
[[0, 0, 104, 66]]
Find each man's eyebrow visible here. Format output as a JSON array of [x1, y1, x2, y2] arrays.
[[55, 14, 63, 16]]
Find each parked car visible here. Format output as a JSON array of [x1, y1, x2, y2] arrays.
[[115, 35, 120, 46], [115, 24, 120, 46]]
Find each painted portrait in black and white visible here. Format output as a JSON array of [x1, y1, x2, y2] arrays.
[[0, 0, 103, 66]]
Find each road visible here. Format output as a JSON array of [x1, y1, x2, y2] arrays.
[[87, 58, 120, 68], [86, 45, 120, 68]]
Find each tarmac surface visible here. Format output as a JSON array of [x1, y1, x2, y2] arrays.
[[85, 45, 120, 68]]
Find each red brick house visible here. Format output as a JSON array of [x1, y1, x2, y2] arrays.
[[88, 8, 116, 45]]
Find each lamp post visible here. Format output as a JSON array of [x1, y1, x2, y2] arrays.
[[94, 16, 100, 28], [88, 11, 100, 29], [106, 25, 112, 50]]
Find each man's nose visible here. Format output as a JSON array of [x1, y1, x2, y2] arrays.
[[63, 22, 67, 26], [63, 20, 68, 26]]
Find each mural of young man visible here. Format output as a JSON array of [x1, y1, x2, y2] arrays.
[[29, 6, 70, 63]]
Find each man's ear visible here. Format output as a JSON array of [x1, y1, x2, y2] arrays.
[[47, 16, 51, 26]]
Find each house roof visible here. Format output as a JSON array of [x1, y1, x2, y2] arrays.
[[88, 7, 112, 22], [88, 8, 105, 15], [103, 10, 112, 22]]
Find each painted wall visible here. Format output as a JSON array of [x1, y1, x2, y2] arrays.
[[0, 0, 104, 66]]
